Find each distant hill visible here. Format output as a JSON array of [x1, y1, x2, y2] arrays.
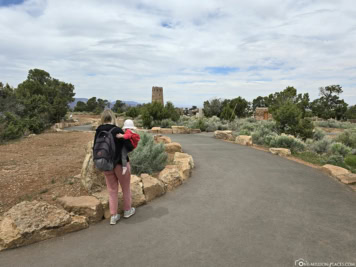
[[69, 98, 140, 109]]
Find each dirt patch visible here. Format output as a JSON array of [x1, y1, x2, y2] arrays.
[[71, 114, 100, 125], [0, 131, 95, 215]]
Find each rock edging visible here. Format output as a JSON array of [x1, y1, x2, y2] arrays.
[[0, 135, 195, 252], [151, 126, 201, 134], [214, 131, 356, 191]]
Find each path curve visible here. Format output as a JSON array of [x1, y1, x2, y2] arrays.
[[1, 133, 356, 266]]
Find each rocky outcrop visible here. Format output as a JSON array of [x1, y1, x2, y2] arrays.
[[154, 135, 172, 144], [158, 165, 183, 191], [58, 196, 104, 223], [81, 141, 106, 193], [235, 135, 252, 146], [141, 174, 166, 202], [269, 148, 291, 156], [0, 201, 88, 251], [322, 165, 356, 185], [214, 130, 234, 141]]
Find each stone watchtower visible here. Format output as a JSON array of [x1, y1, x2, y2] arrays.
[[152, 86, 164, 105]]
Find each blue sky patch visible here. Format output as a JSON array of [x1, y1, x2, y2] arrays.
[[161, 21, 173, 29], [205, 66, 239, 75], [0, 0, 24, 7]]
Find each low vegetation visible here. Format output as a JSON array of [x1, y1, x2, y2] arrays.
[[129, 132, 168, 175]]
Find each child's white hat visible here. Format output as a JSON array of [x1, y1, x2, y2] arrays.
[[123, 119, 136, 129]]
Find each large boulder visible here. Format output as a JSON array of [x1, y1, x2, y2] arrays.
[[57, 196, 104, 224], [322, 165, 356, 185], [173, 152, 194, 181], [214, 130, 234, 141], [0, 201, 88, 251], [269, 148, 291, 157], [81, 141, 106, 193], [165, 142, 182, 154], [235, 135, 252, 146], [154, 135, 172, 144], [165, 142, 183, 161], [92, 190, 110, 219], [337, 173, 356, 185], [158, 165, 183, 191], [174, 152, 194, 168], [322, 164, 350, 177], [141, 173, 166, 202], [172, 126, 189, 134]]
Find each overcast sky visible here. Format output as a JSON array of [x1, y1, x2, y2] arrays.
[[1, 0, 356, 107]]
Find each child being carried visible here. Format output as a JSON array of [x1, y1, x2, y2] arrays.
[[116, 119, 140, 175]]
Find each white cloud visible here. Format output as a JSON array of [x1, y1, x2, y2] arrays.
[[0, 0, 356, 107]]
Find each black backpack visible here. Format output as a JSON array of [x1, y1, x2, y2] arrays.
[[93, 128, 116, 171]]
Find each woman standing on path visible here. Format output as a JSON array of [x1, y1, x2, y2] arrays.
[[94, 110, 136, 225]]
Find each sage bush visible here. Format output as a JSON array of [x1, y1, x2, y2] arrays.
[[129, 132, 168, 175]]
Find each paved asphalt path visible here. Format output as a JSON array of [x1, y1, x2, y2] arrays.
[[1, 133, 356, 267]]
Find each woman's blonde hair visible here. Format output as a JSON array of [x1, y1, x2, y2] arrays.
[[100, 109, 117, 125]]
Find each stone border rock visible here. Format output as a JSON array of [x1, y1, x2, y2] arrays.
[[214, 131, 356, 191], [0, 136, 194, 252], [322, 164, 356, 185], [151, 126, 201, 134]]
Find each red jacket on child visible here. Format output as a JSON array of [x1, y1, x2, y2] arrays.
[[123, 129, 140, 148]]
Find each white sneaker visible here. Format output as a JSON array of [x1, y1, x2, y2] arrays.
[[110, 214, 120, 225], [123, 207, 136, 218]]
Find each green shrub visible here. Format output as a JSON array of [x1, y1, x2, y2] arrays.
[[296, 118, 314, 140], [160, 119, 174, 128], [326, 155, 347, 168], [273, 102, 302, 135], [129, 132, 168, 175], [238, 129, 251, 135], [251, 125, 278, 146], [335, 129, 356, 149], [0, 112, 26, 142], [345, 155, 356, 170], [310, 138, 332, 154], [269, 135, 306, 153], [206, 123, 218, 132], [313, 128, 326, 141], [329, 142, 351, 157], [25, 115, 47, 134], [305, 139, 313, 145]]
